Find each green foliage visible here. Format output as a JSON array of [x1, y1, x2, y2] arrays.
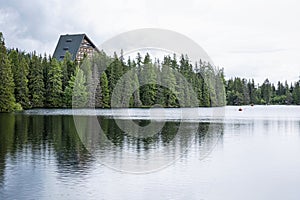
[[16, 57, 30, 108], [46, 58, 63, 107], [61, 52, 75, 91], [0, 33, 17, 112], [226, 77, 300, 105], [292, 81, 300, 105], [3, 32, 300, 111], [139, 61, 157, 106], [161, 56, 177, 107], [28, 54, 45, 107], [65, 66, 88, 108]]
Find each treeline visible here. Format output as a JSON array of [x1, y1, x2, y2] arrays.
[[0, 32, 226, 112], [226, 77, 300, 105]]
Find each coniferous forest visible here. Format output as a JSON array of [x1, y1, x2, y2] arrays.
[[0, 32, 300, 112]]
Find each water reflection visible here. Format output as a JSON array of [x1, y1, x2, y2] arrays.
[[0, 114, 15, 187], [1, 107, 300, 199], [0, 112, 223, 189]]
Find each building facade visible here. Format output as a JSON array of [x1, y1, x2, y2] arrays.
[[53, 34, 99, 62]]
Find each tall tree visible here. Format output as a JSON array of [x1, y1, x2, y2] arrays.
[[284, 81, 293, 104], [0, 33, 19, 112], [28, 53, 45, 107], [46, 58, 63, 107], [139, 54, 157, 106], [100, 72, 110, 108], [43, 55, 51, 105], [61, 52, 75, 91], [106, 53, 123, 105], [65, 66, 88, 107], [9, 50, 30, 108], [292, 80, 300, 105], [161, 56, 177, 107]]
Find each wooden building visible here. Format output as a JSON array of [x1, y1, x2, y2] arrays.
[[53, 34, 99, 62]]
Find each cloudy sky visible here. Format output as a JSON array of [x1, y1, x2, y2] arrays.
[[0, 0, 299, 84]]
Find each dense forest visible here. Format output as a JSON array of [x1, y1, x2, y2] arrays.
[[0, 32, 299, 112], [0, 32, 226, 111], [226, 77, 300, 105]]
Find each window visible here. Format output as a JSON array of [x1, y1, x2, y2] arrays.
[[60, 55, 65, 59], [63, 47, 69, 50], [66, 39, 72, 42]]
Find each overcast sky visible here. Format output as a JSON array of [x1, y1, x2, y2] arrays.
[[0, 0, 299, 84]]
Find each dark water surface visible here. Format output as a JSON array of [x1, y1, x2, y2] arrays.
[[0, 106, 300, 200]]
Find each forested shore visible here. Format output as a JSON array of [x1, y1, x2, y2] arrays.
[[0, 32, 299, 112]]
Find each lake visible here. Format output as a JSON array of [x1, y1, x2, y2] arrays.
[[0, 106, 300, 200]]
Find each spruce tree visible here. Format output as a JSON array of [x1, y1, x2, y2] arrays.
[[46, 58, 63, 107], [107, 53, 123, 105], [9, 50, 30, 108], [61, 52, 75, 91], [292, 81, 300, 105], [100, 72, 110, 108], [0, 33, 18, 112], [65, 66, 88, 108], [161, 56, 177, 107], [16, 57, 30, 108], [139, 54, 157, 106], [28, 54, 45, 107], [130, 61, 142, 107], [43, 55, 51, 106]]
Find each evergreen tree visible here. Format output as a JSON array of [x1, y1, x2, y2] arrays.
[[106, 53, 123, 104], [242, 78, 250, 105], [28, 53, 44, 107], [199, 62, 210, 107], [161, 56, 177, 107], [285, 81, 293, 104], [46, 58, 63, 107], [16, 57, 30, 108], [0, 33, 19, 111], [128, 60, 142, 107], [61, 52, 75, 91], [9, 50, 30, 108], [139, 54, 157, 106], [43, 55, 51, 105], [292, 80, 300, 105], [65, 66, 87, 107], [100, 72, 110, 108], [248, 79, 256, 104], [261, 79, 272, 104]]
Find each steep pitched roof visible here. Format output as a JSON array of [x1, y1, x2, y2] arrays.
[[52, 34, 99, 61]]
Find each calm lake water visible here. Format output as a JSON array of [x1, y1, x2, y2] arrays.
[[0, 106, 300, 200]]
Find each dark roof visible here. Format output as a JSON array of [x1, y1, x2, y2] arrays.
[[52, 34, 99, 61]]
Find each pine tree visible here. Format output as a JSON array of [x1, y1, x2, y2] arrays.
[[201, 64, 212, 107], [61, 51, 75, 91], [285, 81, 293, 104], [292, 80, 300, 105], [9, 50, 30, 108], [16, 57, 30, 108], [43, 55, 51, 105], [139, 54, 157, 106], [242, 78, 250, 105], [161, 56, 177, 107], [28, 53, 44, 107], [46, 58, 63, 107], [248, 79, 256, 104], [65, 66, 87, 108], [106, 53, 123, 105], [128, 60, 142, 107], [100, 72, 110, 108], [0, 33, 19, 112]]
